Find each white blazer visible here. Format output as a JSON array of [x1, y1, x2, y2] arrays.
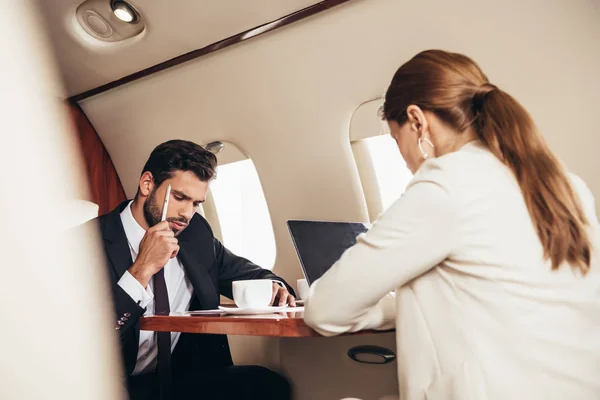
[[304, 141, 600, 400]]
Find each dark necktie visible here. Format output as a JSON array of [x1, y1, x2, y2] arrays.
[[154, 268, 172, 399]]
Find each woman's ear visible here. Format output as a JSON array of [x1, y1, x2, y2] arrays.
[[138, 172, 154, 198], [406, 105, 429, 137]]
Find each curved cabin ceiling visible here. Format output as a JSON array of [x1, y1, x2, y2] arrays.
[[40, 0, 322, 95]]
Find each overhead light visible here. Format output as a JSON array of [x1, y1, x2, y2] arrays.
[[111, 0, 138, 23], [205, 141, 225, 154]]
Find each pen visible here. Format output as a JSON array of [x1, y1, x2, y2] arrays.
[[161, 184, 171, 222]]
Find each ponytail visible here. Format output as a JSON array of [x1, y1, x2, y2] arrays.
[[474, 87, 591, 273]]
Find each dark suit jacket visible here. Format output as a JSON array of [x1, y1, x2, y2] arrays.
[[93, 200, 293, 376]]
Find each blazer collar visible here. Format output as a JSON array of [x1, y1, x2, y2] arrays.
[[102, 200, 135, 280], [119, 201, 145, 256], [176, 213, 219, 309]]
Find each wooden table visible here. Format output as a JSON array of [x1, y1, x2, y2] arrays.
[[140, 308, 393, 338], [142, 308, 396, 399]]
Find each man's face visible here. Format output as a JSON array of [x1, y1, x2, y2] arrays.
[[143, 170, 208, 237]]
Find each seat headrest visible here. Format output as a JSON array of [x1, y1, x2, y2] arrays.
[[62, 199, 99, 230]]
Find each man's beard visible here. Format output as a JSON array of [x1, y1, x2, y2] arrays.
[[143, 189, 189, 237], [143, 188, 163, 228]]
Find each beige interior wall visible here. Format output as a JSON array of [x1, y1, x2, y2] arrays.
[[0, 2, 123, 399], [76, 0, 599, 398], [281, 333, 398, 400]]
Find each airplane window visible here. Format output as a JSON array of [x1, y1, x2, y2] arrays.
[[361, 134, 413, 213], [350, 99, 413, 221], [209, 158, 276, 270]]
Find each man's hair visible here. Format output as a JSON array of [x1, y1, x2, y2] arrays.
[[139, 139, 217, 191]]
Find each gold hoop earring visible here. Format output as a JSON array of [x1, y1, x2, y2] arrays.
[[418, 137, 434, 159]]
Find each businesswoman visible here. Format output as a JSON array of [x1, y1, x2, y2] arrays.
[[304, 50, 600, 400]]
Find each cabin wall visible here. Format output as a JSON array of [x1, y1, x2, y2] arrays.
[[68, 103, 127, 215]]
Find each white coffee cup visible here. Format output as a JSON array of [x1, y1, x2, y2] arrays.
[[297, 278, 309, 301], [232, 280, 282, 309]]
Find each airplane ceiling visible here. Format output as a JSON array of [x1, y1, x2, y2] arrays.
[[39, 0, 322, 96]]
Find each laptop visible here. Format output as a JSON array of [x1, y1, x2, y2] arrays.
[[287, 220, 369, 285]]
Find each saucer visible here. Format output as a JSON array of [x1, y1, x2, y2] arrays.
[[218, 305, 290, 315]]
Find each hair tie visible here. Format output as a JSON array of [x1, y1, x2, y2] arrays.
[[472, 83, 498, 112]]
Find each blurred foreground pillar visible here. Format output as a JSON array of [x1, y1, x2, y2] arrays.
[[0, 1, 124, 399]]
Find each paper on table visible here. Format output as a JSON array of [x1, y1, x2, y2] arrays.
[[186, 306, 305, 316]]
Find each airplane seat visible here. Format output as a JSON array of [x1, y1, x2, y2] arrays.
[[61, 199, 99, 230]]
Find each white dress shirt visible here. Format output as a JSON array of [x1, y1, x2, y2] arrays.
[[305, 141, 600, 400], [117, 201, 194, 375]]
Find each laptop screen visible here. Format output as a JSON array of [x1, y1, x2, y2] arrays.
[[287, 220, 369, 285]]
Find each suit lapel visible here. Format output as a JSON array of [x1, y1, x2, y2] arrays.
[[178, 235, 219, 310], [102, 201, 135, 279]]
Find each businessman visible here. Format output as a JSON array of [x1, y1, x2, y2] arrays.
[[92, 139, 294, 399]]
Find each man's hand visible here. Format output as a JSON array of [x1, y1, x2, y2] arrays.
[[270, 282, 296, 307], [128, 221, 179, 288]]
